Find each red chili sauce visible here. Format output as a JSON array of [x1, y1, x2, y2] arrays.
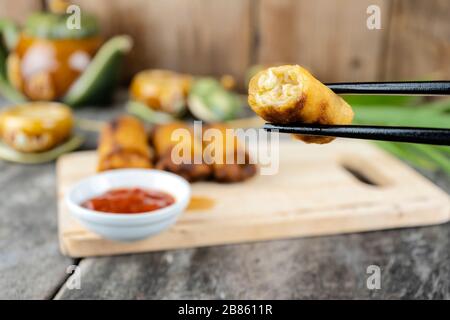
[[82, 188, 175, 214]]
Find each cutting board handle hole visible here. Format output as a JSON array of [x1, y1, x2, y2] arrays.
[[342, 165, 379, 186]]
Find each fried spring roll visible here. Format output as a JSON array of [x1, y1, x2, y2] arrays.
[[203, 124, 257, 183], [152, 122, 211, 182], [248, 65, 354, 144], [97, 116, 152, 171]]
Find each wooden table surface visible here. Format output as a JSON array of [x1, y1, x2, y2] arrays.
[[1, 94, 449, 300]]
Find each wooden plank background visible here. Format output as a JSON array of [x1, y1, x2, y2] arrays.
[[1, 0, 449, 87]]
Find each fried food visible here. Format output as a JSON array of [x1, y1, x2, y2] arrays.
[[248, 64, 354, 143], [152, 122, 211, 182], [203, 123, 257, 183], [13, 34, 102, 100], [97, 116, 152, 171], [0, 102, 73, 152], [130, 70, 192, 116]]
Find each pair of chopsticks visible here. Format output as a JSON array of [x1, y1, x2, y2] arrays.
[[263, 81, 450, 145]]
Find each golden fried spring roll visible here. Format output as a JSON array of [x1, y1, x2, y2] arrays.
[[203, 124, 257, 183], [152, 122, 211, 182], [97, 116, 152, 171], [248, 65, 354, 144]]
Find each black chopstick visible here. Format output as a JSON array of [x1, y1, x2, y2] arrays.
[[325, 81, 450, 95], [264, 123, 450, 146]]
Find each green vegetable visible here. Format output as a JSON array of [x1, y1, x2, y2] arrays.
[[24, 12, 99, 39], [374, 141, 437, 171], [345, 95, 450, 177], [341, 94, 419, 107], [126, 100, 176, 124], [409, 144, 450, 176], [0, 19, 19, 50], [188, 77, 242, 122], [63, 35, 133, 106], [0, 135, 84, 164], [0, 33, 27, 103]]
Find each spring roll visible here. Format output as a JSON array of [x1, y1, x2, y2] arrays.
[[97, 116, 152, 171], [152, 122, 211, 182], [248, 65, 354, 143], [203, 123, 257, 183]]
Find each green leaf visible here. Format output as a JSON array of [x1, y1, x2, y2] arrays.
[[188, 77, 242, 122], [353, 105, 450, 128], [408, 144, 450, 176], [342, 94, 419, 107], [0, 37, 27, 103], [375, 141, 437, 171], [0, 135, 84, 164], [0, 19, 19, 50], [24, 12, 99, 40], [126, 100, 176, 124], [63, 35, 133, 106], [352, 97, 450, 177]]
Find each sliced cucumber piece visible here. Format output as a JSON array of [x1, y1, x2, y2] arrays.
[[126, 100, 176, 124], [188, 77, 242, 122], [0, 39, 27, 103], [0, 134, 84, 164], [0, 19, 19, 51], [24, 12, 99, 40], [63, 35, 133, 106]]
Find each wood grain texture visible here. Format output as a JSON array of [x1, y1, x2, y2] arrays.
[[0, 0, 42, 24], [55, 225, 450, 299], [3, 0, 449, 85], [0, 96, 123, 300], [1, 94, 450, 299], [57, 141, 449, 258], [257, 0, 392, 82], [72, 0, 253, 86], [384, 0, 450, 80], [0, 161, 73, 299]]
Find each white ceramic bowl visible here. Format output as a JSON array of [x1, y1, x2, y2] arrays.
[[65, 169, 191, 242]]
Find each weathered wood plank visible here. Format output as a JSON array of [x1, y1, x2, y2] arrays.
[[384, 0, 450, 80], [72, 0, 254, 86], [0, 162, 73, 299], [54, 224, 450, 299], [257, 0, 392, 82], [0, 96, 123, 299], [0, 0, 42, 24], [0, 92, 449, 299], [56, 142, 450, 258]]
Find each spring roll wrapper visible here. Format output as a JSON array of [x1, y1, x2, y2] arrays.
[[152, 122, 211, 182], [97, 116, 152, 171], [204, 124, 257, 183], [248, 65, 354, 144]]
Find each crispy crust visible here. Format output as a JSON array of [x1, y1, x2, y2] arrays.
[[0, 102, 73, 152], [152, 122, 213, 182], [248, 65, 354, 144], [203, 123, 258, 183], [155, 149, 211, 182], [97, 116, 152, 171]]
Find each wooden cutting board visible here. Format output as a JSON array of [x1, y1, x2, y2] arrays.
[[57, 140, 450, 257]]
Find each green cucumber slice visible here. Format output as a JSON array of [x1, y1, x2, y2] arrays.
[[0, 19, 19, 51], [63, 35, 133, 106], [0, 134, 84, 164], [24, 12, 99, 40], [0, 36, 27, 103], [126, 100, 176, 124], [188, 77, 242, 122]]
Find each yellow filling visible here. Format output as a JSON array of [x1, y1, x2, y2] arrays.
[[255, 66, 303, 107]]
